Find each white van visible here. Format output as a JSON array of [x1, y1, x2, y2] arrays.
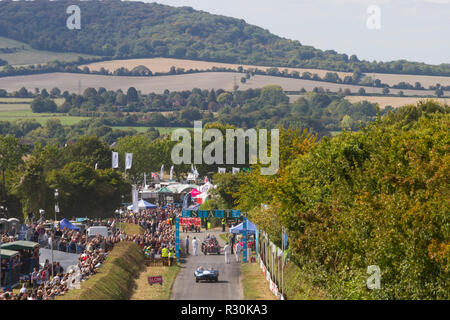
[[87, 226, 109, 238]]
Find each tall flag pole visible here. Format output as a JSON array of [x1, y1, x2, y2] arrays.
[[125, 153, 133, 170], [169, 166, 174, 181], [112, 152, 119, 169]]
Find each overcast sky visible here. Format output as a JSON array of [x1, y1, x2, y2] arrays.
[[137, 0, 450, 65]]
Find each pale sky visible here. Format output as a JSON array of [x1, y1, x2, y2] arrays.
[[135, 0, 450, 65]]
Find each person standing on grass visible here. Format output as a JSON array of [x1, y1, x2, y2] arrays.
[[223, 242, 231, 264]]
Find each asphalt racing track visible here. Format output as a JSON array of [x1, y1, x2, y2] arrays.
[[170, 229, 243, 300]]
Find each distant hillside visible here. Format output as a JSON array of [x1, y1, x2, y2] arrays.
[[0, 0, 449, 76], [0, 36, 98, 66]]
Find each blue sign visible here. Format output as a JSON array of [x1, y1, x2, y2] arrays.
[[198, 210, 208, 218], [181, 210, 190, 217], [232, 210, 241, 218], [214, 210, 224, 217]]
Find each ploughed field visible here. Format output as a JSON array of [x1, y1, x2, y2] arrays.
[[0, 72, 439, 96], [81, 57, 450, 88]]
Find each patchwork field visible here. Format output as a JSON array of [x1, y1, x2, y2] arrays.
[[80, 57, 353, 79], [112, 126, 183, 134], [0, 99, 181, 133], [0, 98, 88, 125], [345, 96, 449, 109], [82, 58, 450, 88], [365, 72, 450, 88], [288, 95, 449, 109], [0, 72, 441, 97], [0, 37, 98, 66]]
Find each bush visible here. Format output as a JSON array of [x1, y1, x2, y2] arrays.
[[31, 97, 57, 113]]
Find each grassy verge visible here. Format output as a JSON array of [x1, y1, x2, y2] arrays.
[[282, 261, 329, 300], [118, 222, 145, 236], [57, 242, 145, 300], [130, 265, 181, 300], [241, 263, 277, 300]]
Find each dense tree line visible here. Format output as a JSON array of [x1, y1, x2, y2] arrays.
[[234, 101, 449, 299], [0, 135, 130, 219], [22, 86, 384, 137], [0, 1, 449, 76]]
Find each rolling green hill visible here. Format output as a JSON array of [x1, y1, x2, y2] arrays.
[[0, 0, 449, 76], [0, 36, 98, 66]]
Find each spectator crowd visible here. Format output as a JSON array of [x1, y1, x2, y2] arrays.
[[1, 206, 177, 300]]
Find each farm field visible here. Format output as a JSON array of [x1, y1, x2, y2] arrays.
[[0, 109, 89, 125], [0, 98, 87, 125], [0, 72, 442, 97], [288, 94, 449, 109], [345, 96, 449, 109], [364, 72, 450, 88], [112, 126, 183, 134], [82, 57, 450, 88], [80, 57, 353, 79], [0, 37, 98, 66]]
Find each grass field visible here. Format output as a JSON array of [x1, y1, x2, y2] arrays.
[[0, 108, 88, 125], [130, 265, 181, 300], [241, 263, 277, 300], [0, 98, 88, 125], [0, 37, 98, 66], [0, 97, 34, 103]]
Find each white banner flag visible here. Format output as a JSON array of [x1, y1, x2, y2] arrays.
[[125, 153, 133, 170], [169, 166, 174, 180], [112, 152, 119, 168], [193, 165, 199, 178], [132, 185, 139, 213], [232, 167, 240, 174], [218, 167, 226, 174], [160, 164, 164, 180]]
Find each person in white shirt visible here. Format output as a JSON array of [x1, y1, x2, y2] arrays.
[[235, 242, 242, 262], [19, 283, 27, 295], [223, 242, 231, 264], [192, 237, 199, 256]]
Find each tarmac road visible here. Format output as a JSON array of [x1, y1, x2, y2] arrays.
[[170, 229, 243, 300]]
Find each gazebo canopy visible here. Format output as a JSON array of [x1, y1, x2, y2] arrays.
[[157, 187, 172, 193], [128, 199, 157, 210], [229, 220, 257, 234]]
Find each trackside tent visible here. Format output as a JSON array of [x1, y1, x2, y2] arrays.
[[229, 220, 257, 234]]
